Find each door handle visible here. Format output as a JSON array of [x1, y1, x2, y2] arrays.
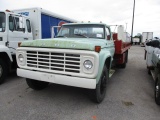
[[24, 38, 28, 40]]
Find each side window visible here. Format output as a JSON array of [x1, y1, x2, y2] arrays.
[[14, 17, 19, 31], [14, 17, 25, 32], [9, 16, 14, 31], [106, 27, 111, 40], [26, 19, 31, 33], [9, 16, 25, 32], [58, 28, 69, 36]]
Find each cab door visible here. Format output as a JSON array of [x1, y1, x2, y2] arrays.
[[8, 14, 28, 55], [105, 27, 115, 56], [25, 19, 33, 40]]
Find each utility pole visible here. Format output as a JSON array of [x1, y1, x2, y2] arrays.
[[131, 0, 135, 44]]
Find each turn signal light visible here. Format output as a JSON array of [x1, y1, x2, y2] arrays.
[[95, 46, 101, 53], [18, 42, 22, 47]]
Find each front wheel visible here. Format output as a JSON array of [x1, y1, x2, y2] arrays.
[[0, 59, 8, 84], [26, 78, 49, 90], [89, 65, 109, 103], [155, 78, 160, 105]]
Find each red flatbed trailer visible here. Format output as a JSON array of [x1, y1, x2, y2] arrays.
[[113, 33, 131, 68]]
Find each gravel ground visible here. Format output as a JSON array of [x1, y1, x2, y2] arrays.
[[0, 45, 160, 120]]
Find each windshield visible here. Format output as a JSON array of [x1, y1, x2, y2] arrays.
[[0, 12, 6, 32], [57, 24, 105, 39]]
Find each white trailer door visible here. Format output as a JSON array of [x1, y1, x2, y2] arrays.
[[148, 32, 153, 40], [142, 32, 147, 43]]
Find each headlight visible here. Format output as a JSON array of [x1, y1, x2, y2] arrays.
[[18, 54, 24, 63], [83, 60, 93, 69]]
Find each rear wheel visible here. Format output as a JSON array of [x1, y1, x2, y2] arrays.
[[120, 51, 128, 68], [0, 59, 8, 84], [155, 78, 160, 105], [26, 78, 49, 90], [125, 51, 128, 63], [120, 55, 126, 68], [89, 65, 109, 103]]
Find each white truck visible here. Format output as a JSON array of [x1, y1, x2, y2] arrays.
[[145, 40, 160, 105], [141, 32, 153, 46], [133, 37, 140, 45], [0, 8, 76, 84], [16, 23, 131, 103]]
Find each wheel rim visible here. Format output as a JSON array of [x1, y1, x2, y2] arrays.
[[0, 65, 2, 77], [100, 71, 107, 94], [155, 82, 160, 98]]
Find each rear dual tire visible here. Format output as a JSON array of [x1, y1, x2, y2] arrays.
[[120, 51, 128, 68]]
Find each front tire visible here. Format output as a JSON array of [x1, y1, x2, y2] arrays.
[[148, 69, 151, 75], [155, 78, 160, 105], [26, 78, 49, 90], [89, 65, 109, 103], [0, 59, 8, 84]]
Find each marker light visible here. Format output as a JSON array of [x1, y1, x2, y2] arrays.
[[6, 9, 11, 12], [95, 46, 101, 53], [18, 42, 21, 47]]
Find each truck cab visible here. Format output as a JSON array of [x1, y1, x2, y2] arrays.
[[16, 23, 115, 103], [0, 10, 32, 84]]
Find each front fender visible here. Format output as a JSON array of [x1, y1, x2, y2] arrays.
[[96, 49, 113, 83], [0, 45, 13, 62]]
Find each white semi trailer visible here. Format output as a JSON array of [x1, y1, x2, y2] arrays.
[[133, 37, 140, 45], [141, 32, 153, 46]]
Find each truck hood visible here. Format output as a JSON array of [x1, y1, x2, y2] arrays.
[[20, 38, 107, 51]]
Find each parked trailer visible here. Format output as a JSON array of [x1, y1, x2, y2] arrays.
[[133, 37, 140, 45], [13, 8, 76, 39], [16, 23, 131, 103], [141, 32, 153, 46], [0, 8, 76, 84]]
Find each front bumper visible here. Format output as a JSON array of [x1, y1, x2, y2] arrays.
[[17, 68, 96, 89]]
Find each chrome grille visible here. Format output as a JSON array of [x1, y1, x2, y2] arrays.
[[26, 51, 80, 73]]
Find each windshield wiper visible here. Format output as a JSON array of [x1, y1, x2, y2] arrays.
[[74, 34, 88, 38], [56, 35, 67, 38]]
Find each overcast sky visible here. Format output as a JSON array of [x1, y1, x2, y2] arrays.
[[1, 0, 160, 37]]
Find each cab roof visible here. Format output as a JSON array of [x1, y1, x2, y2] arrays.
[[62, 22, 110, 27]]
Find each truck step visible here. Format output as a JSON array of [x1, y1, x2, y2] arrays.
[[109, 69, 115, 78]]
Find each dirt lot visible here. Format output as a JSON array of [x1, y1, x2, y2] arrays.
[[0, 46, 160, 120]]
